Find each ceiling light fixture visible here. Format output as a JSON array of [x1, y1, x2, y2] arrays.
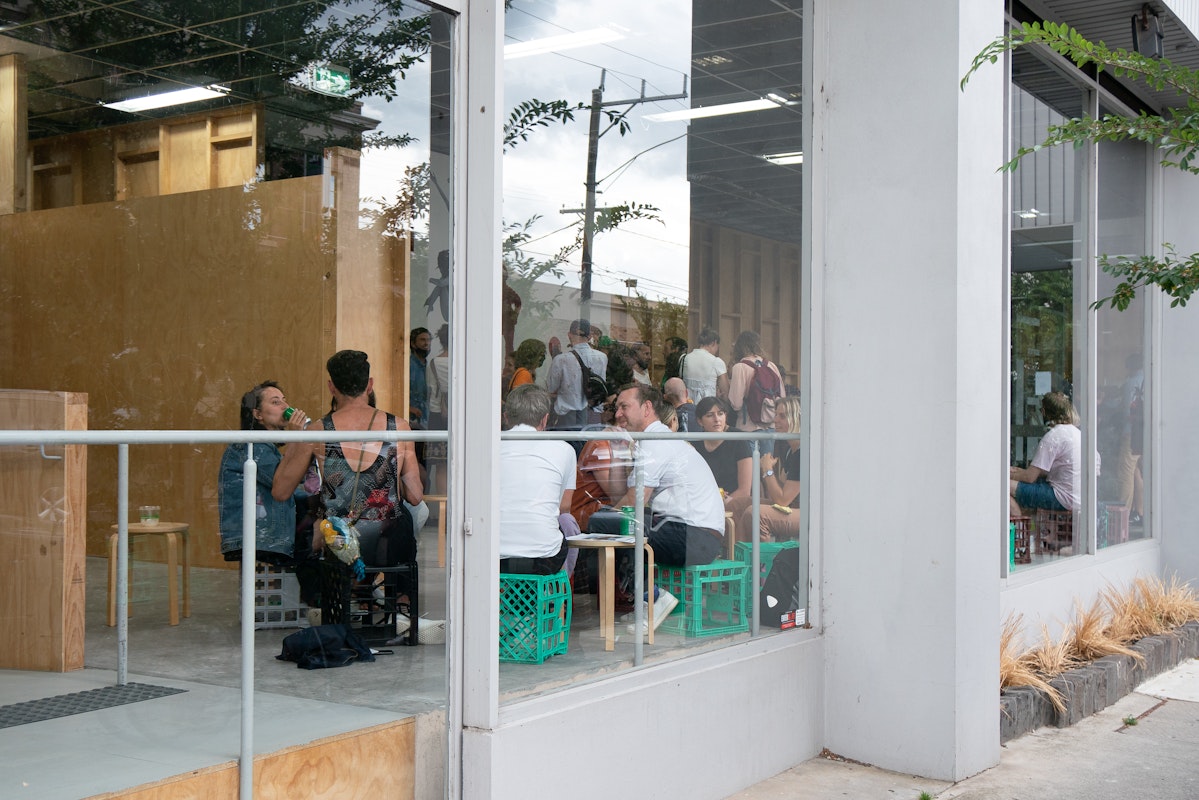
[[645, 93, 794, 123], [103, 84, 230, 113], [763, 150, 804, 165], [1015, 208, 1041, 219], [504, 27, 624, 60]]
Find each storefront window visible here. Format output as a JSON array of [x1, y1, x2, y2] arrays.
[[499, 0, 805, 692], [1096, 132, 1150, 547], [2, 3, 453, 795], [1008, 50, 1086, 568]]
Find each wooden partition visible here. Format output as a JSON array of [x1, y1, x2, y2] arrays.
[[0, 390, 87, 671], [690, 221, 803, 381], [0, 153, 411, 570]]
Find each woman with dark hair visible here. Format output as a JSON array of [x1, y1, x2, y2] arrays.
[[693, 396, 753, 503], [217, 381, 313, 563]]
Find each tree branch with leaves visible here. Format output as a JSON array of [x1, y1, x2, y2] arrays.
[[963, 20, 1199, 309]]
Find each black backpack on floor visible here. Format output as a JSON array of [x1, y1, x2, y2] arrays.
[[760, 547, 802, 628]]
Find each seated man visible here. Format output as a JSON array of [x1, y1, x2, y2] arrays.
[[613, 384, 727, 630], [499, 384, 580, 575]]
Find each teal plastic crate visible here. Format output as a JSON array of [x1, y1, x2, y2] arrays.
[[499, 571, 572, 663], [655, 559, 750, 637], [734, 540, 800, 589]]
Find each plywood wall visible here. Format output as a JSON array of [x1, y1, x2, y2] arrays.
[[690, 221, 803, 386], [0, 390, 87, 671], [0, 159, 412, 569]]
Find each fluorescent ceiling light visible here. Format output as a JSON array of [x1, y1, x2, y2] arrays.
[[504, 28, 623, 59], [103, 85, 229, 113], [645, 94, 795, 123], [1014, 208, 1041, 219], [763, 151, 804, 165]]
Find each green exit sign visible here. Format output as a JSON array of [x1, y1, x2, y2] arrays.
[[305, 64, 351, 97]]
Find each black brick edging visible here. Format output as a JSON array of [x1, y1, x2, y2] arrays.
[[1000, 620, 1199, 743]]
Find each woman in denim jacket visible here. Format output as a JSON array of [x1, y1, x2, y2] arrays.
[[218, 381, 314, 563]]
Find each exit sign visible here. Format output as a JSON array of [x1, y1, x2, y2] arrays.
[[297, 64, 352, 97]]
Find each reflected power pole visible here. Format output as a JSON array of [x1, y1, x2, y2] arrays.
[[568, 69, 687, 316]]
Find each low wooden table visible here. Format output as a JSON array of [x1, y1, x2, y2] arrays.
[[107, 521, 191, 626], [567, 537, 655, 651]]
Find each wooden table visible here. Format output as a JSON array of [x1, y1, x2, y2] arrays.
[[567, 537, 656, 651], [107, 521, 190, 626]]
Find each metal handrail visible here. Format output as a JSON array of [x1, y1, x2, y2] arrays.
[[1, 425, 800, 797]]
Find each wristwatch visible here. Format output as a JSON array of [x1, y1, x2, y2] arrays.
[[764, 469, 774, 478]]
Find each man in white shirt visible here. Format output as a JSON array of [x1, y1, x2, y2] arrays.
[[499, 384, 580, 574], [613, 384, 726, 567], [681, 327, 729, 402]]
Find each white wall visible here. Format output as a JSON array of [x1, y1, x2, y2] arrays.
[[810, 0, 1005, 781], [1158, 167, 1199, 585], [483, 637, 824, 800]]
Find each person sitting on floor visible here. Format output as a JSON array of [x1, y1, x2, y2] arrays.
[[499, 384, 581, 575]]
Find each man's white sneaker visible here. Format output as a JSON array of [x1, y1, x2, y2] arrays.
[[625, 590, 678, 634]]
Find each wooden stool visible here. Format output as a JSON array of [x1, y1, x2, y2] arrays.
[[425, 494, 447, 568], [107, 522, 190, 626]]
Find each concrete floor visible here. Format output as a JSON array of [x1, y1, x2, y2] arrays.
[[3, 517, 749, 798]]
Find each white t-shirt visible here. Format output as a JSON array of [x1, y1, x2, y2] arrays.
[[631, 421, 726, 532], [427, 354, 451, 414], [681, 347, 727, 401], [499, 424, 577, 558], [1030, 423, 1081, 510]]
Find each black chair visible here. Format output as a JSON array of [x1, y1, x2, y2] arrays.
[[351, 561, 420, 647]]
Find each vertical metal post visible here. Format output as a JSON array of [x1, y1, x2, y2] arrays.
[[116, 444, 129, 685], [750, 442, 761, 635], [240, 445, 256, 800], [633, 443, 645, 665]]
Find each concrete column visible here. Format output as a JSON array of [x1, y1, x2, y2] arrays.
[[809, 0, 1005, 780], [0, 53, 29, 215], [1158, 167, 1199, 585]]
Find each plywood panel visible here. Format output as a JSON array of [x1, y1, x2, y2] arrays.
[[0, 177, 338, 569], [162, 120, 210, 195], [85, 719, 415, 800], [0, 390, 87, 671], [0, 53, 28, 215]]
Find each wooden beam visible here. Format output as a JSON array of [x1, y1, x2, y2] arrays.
[[0, 53, 29, 215]]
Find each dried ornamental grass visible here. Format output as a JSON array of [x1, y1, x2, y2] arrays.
[[1157, 574, 1199, 628], [1024, 623, 1081, 677], [1102, 581, 1157, 643], [1000, 614, 1066, 713], [1065, 599, 1141, 664]]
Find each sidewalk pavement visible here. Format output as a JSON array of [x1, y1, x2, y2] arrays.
[[730, 658, 1199, 800]]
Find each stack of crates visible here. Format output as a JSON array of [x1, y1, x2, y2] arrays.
[[655, 559, 750, 637], [255, 563, 308, 629], [499, 571, 572, 663], [734, 540, 800, 589], [1099, 503, 1130, 547], [1010, 516, 1031, 565]]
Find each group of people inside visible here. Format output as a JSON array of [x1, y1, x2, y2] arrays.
[[216, 318, 804, 637], [497, 319, 803, 634], [218, 350, 427, 625]]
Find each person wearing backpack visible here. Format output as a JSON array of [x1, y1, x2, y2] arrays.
[[727, 330, 786, 450], [546, 318, 609, 434]]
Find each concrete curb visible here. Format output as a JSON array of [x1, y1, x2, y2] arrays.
[[999, 620, 1199, 743]]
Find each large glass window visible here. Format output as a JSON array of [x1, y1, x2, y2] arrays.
[[2, 2, 454, 796], [1096, 134, 1150, 547], [499, 0, 806, 694], [1008, 50, 1086, 569], [1007, 52, 1154, 571]]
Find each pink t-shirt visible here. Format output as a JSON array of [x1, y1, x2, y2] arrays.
[[1030, 423, 1081, 510]]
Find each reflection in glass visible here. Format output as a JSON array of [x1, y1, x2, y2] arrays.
[[1008, 51, 1084, 567], [501, 0, 805, 692], [1096, 135, 1149, 546]]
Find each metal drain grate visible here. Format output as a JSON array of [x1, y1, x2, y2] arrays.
[[0, 683, 186, 729]]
